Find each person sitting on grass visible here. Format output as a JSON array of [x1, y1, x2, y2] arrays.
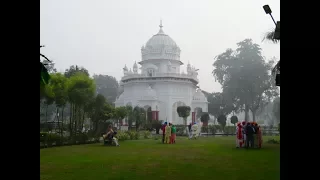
[[103, 125, 120, 146]]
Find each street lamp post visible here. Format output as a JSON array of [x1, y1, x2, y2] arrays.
[[263, 5, 280, 86], [263, 5, 280, 40]]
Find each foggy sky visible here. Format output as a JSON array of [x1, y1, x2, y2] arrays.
[[40, 0, 280, 93]]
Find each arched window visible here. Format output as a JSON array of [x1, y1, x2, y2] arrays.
[[147, 69, 154, 77]]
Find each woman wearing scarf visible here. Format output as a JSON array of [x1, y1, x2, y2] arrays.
[[170, 124, 176, 144], [236, 122, 243, 148], [241, 121, 247, 148], [165, 123, 171, 144]]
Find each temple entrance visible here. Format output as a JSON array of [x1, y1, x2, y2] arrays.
[[194, 107, 203, 121], [143, 105, 152, 123], [172, 101, 186, 125]]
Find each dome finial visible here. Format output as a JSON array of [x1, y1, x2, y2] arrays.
[[157, 19, 165, 34]]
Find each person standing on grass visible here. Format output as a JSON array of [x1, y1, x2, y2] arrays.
[[161, 122, 167, 144], [242, 121, 247, 148], [170, 124, 176, 144], [187, 122, 192, 139], [257, 125, 262, 148], [245, 122, 255, 148], [253, 122, 259, 148], [165, 122, 171, 144], [236, 122, 243, 148]]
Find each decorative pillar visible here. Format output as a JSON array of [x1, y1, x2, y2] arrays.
[[155, 111, 159, 121], [152, 111, 156, 120], [192, 112, 195, 124]]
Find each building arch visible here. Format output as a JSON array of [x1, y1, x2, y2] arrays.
[[172, 101, 187, 124]]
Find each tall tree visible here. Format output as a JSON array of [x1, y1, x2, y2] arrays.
[[114, 106, 127, 127], [133, 106, 145, 131], [65, 65, 89, 78], [93, 74, 119, 103], [207, 92, 234, 119], [50, 73, 69, 135], [213, 39, 279, 122], [126, 105, 134, 129], [272, 97, 280, 123], [67, 72, 95, 137]]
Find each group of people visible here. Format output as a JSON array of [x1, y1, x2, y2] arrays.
[[161, 122, 177, 144], [236, 121, 262, 149]]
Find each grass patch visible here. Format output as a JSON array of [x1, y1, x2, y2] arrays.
[[40, 136, 279, 180]]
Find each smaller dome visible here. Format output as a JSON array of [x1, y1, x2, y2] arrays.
[[142, 86, 157, 100], [133, 61, 138, 68], [192, 89, 207, 102]]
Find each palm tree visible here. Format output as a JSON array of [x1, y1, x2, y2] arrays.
[[40, 45, 51, 85], [262, 31, 280, 74], [272, 60, 280, 75], [262, 30, 280, 44]]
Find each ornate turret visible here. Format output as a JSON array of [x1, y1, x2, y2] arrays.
[[123, 65, 128, 75], [187, 62, 191, 74], [133, 61, 138, 74]]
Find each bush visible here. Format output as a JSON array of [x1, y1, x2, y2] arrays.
[[175, 125, 187, 136], [47, 133, 63, 146], [116, 131, 130, 141], [76, 133, 89, 144], [152, 120, 163, 134], [40, 132, 47, 142], [141, 130, 151, 139], [224, 126, 236, 135], [201, 126, 209, 133], [126, 131, 140, 140]]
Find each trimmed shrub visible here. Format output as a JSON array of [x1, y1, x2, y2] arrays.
[[126, 131, 140, 140], [141, 130, 152, 139], [116, 131, 130, 141]]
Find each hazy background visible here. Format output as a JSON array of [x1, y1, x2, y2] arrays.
[[40, 0, 280, 93]]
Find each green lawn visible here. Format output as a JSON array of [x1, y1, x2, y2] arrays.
[[40, 136, 280, 180]]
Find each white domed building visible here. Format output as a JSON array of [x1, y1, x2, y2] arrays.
[[115, 22, 208, 124]]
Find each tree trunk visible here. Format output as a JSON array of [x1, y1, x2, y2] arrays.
[[81, 107, 85, 131], [61, 106, 65, 138], [45, 104, 48, 132], [183, 117, 187, 126], [244, 104, 249, 122], [56, 107, 60, 133], [252, 110, 256, 122]]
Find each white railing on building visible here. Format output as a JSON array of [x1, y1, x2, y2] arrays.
[[121, 72, 198, 82]]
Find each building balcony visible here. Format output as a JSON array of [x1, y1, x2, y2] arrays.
[[121, 72, 199, 83]]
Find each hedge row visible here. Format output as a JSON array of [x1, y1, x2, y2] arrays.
[[40, 130, 152, 148]]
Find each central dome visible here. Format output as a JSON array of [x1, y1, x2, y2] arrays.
[[145, 29, 178, 49], [141, 22, 181, 61]]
